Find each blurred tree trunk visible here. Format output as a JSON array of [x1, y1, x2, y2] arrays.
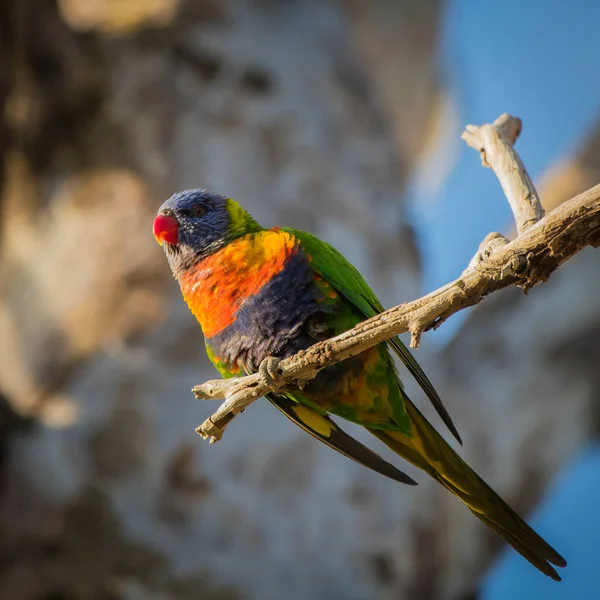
[[0, 1, 447, 599], [4, 1, 600, 599], [5, 1, 598, 599]]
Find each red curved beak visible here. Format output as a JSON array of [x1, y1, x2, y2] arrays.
[[153, 214, 179, 246]]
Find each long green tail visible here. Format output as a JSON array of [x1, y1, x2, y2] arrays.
[[369, 398, 566, 581]]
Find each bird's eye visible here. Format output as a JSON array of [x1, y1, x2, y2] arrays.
[[192, 205, 206, 218]]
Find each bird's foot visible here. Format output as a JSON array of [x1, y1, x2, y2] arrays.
[[259, 356, 286, 393]]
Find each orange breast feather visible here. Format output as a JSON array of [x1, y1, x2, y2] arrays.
[[179, 230, 300, 337]]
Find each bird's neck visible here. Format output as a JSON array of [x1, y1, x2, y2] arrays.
[[178, 229, 300, 338]]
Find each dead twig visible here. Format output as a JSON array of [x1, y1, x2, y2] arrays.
[[193, 114, 600, 442]]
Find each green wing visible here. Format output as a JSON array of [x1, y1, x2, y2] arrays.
[[283, 227, 462, 445], [266, 394, 417, 485]]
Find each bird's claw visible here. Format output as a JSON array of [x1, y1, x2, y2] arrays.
[[259, 356, 286, 392]]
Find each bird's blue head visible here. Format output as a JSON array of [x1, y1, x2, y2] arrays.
[[153, 189, 261, 274]]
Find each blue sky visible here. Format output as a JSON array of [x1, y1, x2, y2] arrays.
[[409, 2, 600, 594], [483, 444, 600, 599], [410, 0, 600, 335]]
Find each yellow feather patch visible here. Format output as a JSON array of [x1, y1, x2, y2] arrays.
[[292, 404, 333, 438]]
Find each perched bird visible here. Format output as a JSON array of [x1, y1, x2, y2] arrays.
[[154, 188, 566, 580]]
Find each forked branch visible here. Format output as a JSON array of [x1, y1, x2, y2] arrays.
[[193, 114, 600, 442]]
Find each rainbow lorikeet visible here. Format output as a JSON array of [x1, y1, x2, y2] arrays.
[[153, 189, 566, 580]]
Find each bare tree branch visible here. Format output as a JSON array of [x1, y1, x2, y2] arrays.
[[462, 113, 545, 234], [193, 114, 600, 442]]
